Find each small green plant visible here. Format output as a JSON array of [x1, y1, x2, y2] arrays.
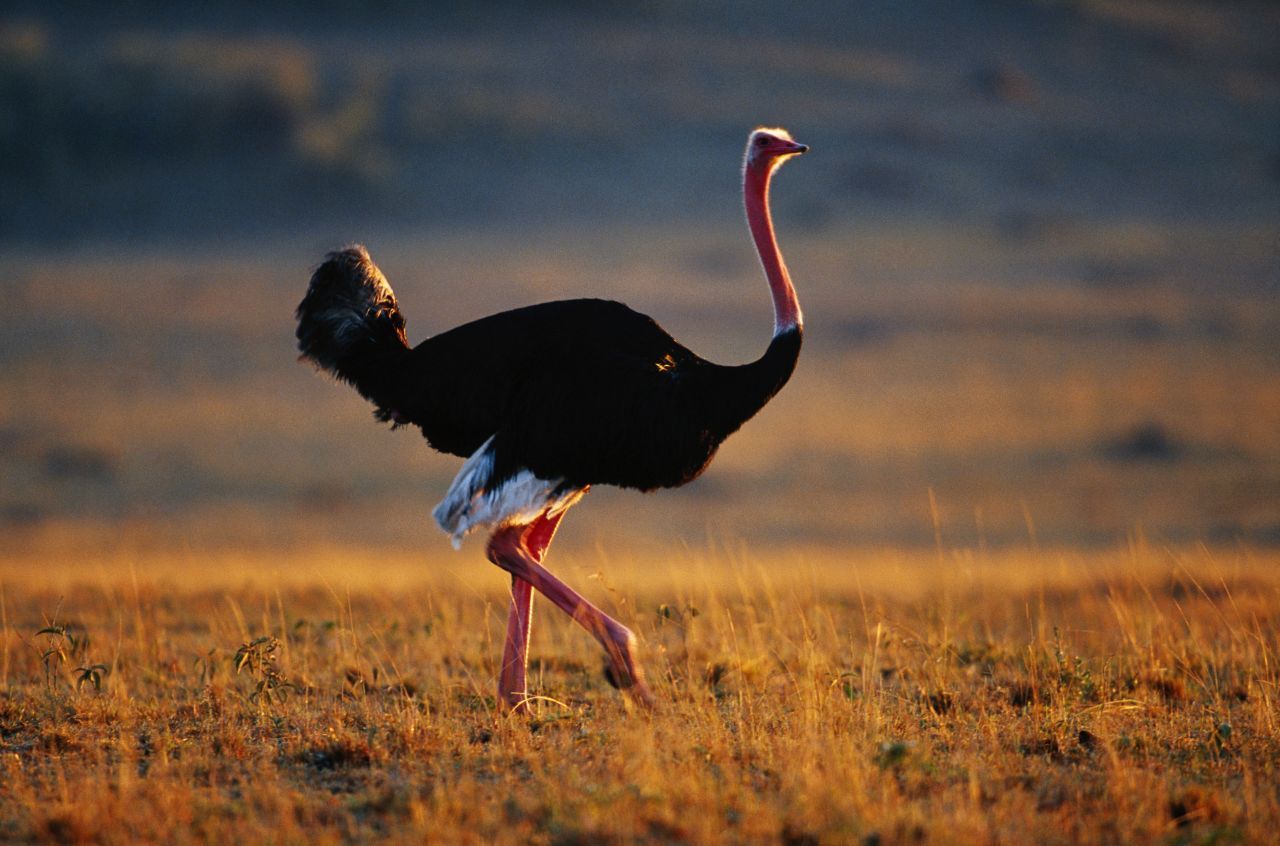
[[35, 624, 90, 688], [74, 663, 109, 691], [233, 636, 296, 704]]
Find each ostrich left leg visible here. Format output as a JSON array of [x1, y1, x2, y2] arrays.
[[499, 576, 535, 710], [496, 511, 564, 711]]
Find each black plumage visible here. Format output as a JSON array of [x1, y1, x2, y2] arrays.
[[296, 247, 801, 496]]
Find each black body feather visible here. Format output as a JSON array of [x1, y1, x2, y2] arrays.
[[297, 246, 801, 496]]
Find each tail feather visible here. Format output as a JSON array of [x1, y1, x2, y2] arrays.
[[297, 245, 411, 418]]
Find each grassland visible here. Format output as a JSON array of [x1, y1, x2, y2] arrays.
[[1, 544, 1277, 844]]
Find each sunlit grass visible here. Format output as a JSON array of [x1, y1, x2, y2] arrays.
[[2, 544, 1276, 843]]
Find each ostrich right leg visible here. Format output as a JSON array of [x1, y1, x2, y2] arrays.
[[487, 521, 654, 709]]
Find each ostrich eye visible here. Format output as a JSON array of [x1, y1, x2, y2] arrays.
[[756, 136, 770, 147]]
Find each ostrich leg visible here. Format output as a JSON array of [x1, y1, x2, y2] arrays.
[[496, 511, 564, 711], [487, 522, 654, 709], [499, 576, 535, 710]]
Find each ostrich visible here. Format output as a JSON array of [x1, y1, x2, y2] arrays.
[[296, 127, 808, 709]]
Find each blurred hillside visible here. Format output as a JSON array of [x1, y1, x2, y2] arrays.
[[0, 1, 1277, 556], [4, 1, 1277, 246]]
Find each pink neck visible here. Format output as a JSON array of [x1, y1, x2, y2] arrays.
[[744, 162, 802, 336]]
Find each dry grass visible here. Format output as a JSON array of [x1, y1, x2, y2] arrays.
[[2, 544, 1277, 844]]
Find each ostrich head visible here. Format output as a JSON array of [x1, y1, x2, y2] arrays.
[[744, 127, 809, 173]]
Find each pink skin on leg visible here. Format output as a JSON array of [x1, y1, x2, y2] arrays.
[[487, 517, 654, 709], [497, 511, 563, 711], [498, 576, 534, 710]]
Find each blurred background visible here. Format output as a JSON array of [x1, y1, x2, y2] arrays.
[[0, 0, 1277, 561]]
